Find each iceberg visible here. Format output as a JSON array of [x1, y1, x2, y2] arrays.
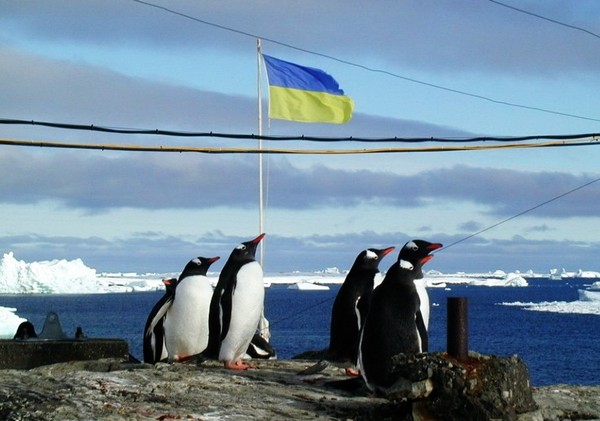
[[0, 252, 165, 294], [578, 289, 600, 302], [287, 282, 330, 291], [501, 281, 600, 316], [0, 307, 27, 339]]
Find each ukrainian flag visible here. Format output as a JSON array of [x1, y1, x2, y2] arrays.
[[263, 54, 354, 124]]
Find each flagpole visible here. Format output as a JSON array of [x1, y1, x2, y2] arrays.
[[257, 38, 270, 341], [257, 39, 264, 266]]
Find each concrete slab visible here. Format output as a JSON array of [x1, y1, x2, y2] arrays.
[[0, 339, 130, 369]]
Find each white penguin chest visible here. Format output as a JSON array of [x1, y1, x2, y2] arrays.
[[230, 262, 264, 318], [219, 262, 265, 361]]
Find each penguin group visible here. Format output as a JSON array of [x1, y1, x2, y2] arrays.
[[326, 239, 442, 394], [143, 234, 443, 391], [143, 233, 275, 369]]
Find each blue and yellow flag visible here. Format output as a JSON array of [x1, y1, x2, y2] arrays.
[[262, 54, 354, 124]]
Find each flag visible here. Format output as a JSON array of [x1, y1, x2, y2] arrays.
[[262, 54, 354, 124]]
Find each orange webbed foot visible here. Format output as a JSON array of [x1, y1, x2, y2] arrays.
[[224, 359, 256, 370]]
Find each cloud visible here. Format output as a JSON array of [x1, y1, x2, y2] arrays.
[[458, 220, 483, 232], [526, 224, 553, 233], [3, 1, 599, 77], [3, 230, 599, 274], [2, 0, 600, 76], [1, 145, 599, 219]]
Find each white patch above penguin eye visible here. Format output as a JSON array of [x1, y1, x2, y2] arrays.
[[235, 244, 246, 250], [192, 258, 201, 265], [399, 259, 414, 270], [405, 241, 418, 251], [365, 250, 377, 260]]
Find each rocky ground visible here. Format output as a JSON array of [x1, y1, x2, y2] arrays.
[[0, 358, 598, 421]]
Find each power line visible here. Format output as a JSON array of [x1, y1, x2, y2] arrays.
[[265, 173, 600, 324], [1, 136, 598, 155], [488, 0, 600, 41], [439, 175, 600, 253], [2, 118, 600, 144], [131, 0, 600, 124]]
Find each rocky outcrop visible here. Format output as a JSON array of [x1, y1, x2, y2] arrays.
[[0, 358, 598, 420], [386, 352, 538, 420]]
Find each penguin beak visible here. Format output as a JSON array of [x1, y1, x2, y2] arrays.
[[208, 256, 221, 263], [162, 278, 177, 287], [419, 243, 443, 266], [251, 233, 266, 244], [379, 246, 395, 258]]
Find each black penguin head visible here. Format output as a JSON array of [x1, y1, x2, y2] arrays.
[[398, 240, 443, 278], [228, 233, 265, 264], [14, 321, 37, 340], [179, 256, 220, 280], [352, 246, 395, 272], [162, 277, 178, 294]]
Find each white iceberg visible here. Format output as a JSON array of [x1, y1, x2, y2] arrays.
[[287, 281, 330, 291], [0, 307, 27, 339], [0, 252, 165, 294]]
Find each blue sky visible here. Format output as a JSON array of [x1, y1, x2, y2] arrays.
[[1, 1, 600, 274]]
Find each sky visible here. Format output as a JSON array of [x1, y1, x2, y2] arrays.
[[1, 0, 600, 274]]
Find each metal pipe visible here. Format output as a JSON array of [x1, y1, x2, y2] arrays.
[[447, 297, 468, 361]]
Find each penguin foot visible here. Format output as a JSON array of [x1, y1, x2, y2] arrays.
[[224, 359, 255, 370], [345, 367, 360, 377]]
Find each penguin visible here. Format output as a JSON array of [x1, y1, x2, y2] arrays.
[[245, 333, 276, 359], [143, 277, 177, 363], [328, 246, 395, 374], [13, 321, 37, 340], [163, 255, 220, 362], [38, 311, 67, 340], [205, 233, 266, 370], [358, 239, 442, 394]]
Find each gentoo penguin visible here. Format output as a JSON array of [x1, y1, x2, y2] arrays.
[[13, 321, 37, 340], [358, 239, 442, 394], [328, 247, 395, 374], [246, 333, 276, 359], [38, 311, 67, 340], [163, 256, 220, 362], [205, 233, 266, 370], [143, 278, 177, 363]]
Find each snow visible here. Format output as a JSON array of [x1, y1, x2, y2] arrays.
[[1, 251, 599, 338]]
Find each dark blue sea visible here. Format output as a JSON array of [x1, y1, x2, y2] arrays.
[[2, 277, 598, 386]]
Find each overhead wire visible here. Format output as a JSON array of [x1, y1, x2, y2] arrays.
[[487, 0, 600, 41], [1, 136, 599, 155], [437, 175, 600, 253], [131, 0, 600, 123], [2, 118, 600, 144]]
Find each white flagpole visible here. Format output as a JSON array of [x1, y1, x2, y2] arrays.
[[257, 39, 264, 266], [257, 39, 270, 341]]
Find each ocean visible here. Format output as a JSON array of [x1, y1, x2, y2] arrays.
[[2, 277, 598, 386]]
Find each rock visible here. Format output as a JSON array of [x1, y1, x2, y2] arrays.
[[387, 352, 538, 420], [0, 357, 597, 420]]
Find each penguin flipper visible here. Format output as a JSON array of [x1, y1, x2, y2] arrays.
[[296, 360, 329, 376], [144, 297, 173, 338], [415, 310, 428, 352], [206, 286, 228, 358]]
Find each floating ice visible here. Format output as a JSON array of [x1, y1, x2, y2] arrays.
[[0, 307, 26, 338]]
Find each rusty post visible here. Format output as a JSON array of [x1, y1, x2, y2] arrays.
[[447, 297, 468, 361]]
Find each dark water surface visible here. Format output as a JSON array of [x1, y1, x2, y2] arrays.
[[2, 277, 598, 386]]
